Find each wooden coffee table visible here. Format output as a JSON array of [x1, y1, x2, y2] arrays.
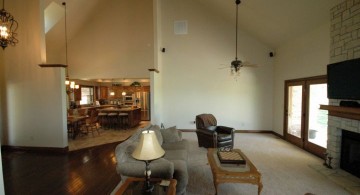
[[207, 148, 263, 194]]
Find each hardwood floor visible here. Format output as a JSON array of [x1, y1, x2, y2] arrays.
[[2, 142, 121, 195]]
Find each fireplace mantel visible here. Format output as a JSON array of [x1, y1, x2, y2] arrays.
[[320, 105, 360, 121]]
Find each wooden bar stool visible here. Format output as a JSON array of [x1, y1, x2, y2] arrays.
[[118, 112, 129, 129], [107, 112, 118, 129], [98, 112, 108, 129]]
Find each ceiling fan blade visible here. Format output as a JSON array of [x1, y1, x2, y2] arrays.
[[243, 64, 258, 67], [242, 61, 258, 67]]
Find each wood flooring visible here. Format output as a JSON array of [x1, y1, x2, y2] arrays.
[[2, 142, 121, 195]]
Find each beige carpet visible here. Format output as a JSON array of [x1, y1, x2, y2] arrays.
[[112, 132, 351, 195], [68, 121, 150, 151], [184, 132, 350, 195]]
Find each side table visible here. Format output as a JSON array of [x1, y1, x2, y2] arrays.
[[115, 177, 177, 195]]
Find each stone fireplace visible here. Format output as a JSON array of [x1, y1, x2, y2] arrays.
[[326, 0, 360, 170], [325, 100, 360, 169], [340, 130, 360, 177]]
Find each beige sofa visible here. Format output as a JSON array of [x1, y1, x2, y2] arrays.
[[115, 124, 189, 195]]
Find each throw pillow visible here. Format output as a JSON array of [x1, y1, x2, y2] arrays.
[[160, 126, 181, 143], [152, 128, 163, 145]]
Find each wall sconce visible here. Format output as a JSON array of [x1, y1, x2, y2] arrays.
[[66, 81, 79, 94]]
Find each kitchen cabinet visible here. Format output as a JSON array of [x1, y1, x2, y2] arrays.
[[142, 86, 150, 92], [109, 86, 123, 99], [100, 86, 108, 99], [74, 87, 81, 101], [105, 86, 150, 99]]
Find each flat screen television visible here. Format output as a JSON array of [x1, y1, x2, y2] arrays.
[[327, 58, 360, 100]]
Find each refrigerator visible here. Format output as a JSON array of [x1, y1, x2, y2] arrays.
[[134, 91, 150, 121]]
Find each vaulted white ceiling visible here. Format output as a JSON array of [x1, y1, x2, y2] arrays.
[[197, 0, 343, 48], [45, 0, 342, 50], [43, 0, 343, 82]]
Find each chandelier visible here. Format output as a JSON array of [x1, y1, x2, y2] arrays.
[[0, 0, 18, 49], [63, 2, 79, 94]]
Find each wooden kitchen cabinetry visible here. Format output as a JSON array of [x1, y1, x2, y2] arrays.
[[106, 86, 150, 99], [99, 86, 108, 99], [108, 86, 123, 99], [74, 87, 81, 101], [142, 86, 150, 92]]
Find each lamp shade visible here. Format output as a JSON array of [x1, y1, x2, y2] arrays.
[[132, 130, 165, 161]]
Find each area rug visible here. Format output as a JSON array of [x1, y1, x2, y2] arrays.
[[113, 132, 350, 195], [68, 122, 150, 151]]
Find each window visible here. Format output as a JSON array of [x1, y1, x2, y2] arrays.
[[80, 86, 94, 105]]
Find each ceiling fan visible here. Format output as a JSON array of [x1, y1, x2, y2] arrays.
[[222, 0, 257, 75]]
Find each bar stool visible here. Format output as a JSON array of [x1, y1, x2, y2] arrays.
[[98, 112, 108, 129], [118, 112, 129, 129], [107, 112, 118, 129]]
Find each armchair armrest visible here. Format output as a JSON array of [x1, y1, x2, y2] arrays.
[[216, 126, 235, 134], [196, 126, 217, 136]]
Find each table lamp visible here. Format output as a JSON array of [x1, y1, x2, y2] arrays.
[[132, 130, 165, 193]]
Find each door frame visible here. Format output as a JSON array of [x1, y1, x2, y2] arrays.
[[283, 75, 327, 158], [303, 77, 327, 157], [284, 80, 306, 148]]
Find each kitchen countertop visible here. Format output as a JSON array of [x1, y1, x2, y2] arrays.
[[98, 107, 140, 112], [73, 105, 138, 110]]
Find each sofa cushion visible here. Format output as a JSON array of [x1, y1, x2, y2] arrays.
[[162, 139, 189, 151], [171, 160, 188, 195], [163, 149, 188, 161], [153, 129, 163, 145], [161, 126, 181, 143], [119, 158, 174, 179]]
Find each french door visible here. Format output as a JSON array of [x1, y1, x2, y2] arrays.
[[284, 76, 328, 158]]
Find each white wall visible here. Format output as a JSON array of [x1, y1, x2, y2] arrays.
[[49, 0, 155, 80], [151, 0, 163, 125], [158, 0, 274, 130], [0, 0, 67, 148], [272, 22, 331, 135]]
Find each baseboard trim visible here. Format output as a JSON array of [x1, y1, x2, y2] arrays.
[[1, 145, 69, 154], [179, 129, 196, 132], [235, 130, 272, 133], [270, 131, 284, 139], [179, 129, 284, 139]]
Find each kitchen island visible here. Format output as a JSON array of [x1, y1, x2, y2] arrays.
[[97, 107, 141, 128], [69, 105, 141, 128]]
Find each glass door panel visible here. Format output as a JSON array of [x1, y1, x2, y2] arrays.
[[287, 85, 303, 138], [307, 84, 328, 148]]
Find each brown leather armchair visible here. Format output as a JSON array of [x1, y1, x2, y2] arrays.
[[195, 114, 235, 149]]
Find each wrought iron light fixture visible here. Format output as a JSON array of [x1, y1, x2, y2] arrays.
[[0, 0, 18, 49], [63, 2, 79, 94]]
